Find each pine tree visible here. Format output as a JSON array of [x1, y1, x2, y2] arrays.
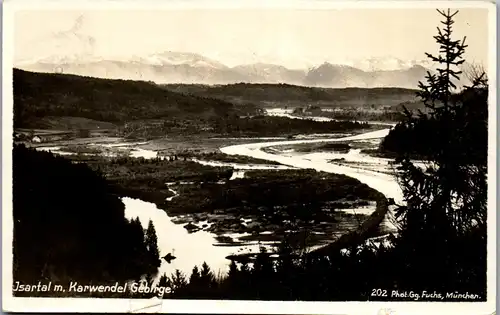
[[128, 217, 149, 274], [228, 260, 238, 278], [417, 9, 467, 111], [189, 265, 202, 286], [396, 8, 487, 238], [171, 269, 188, 293], [199, 262, 216, 288], [158, 273, 171, 288], [145, 220, 160, 268], [253, 248, 274, 277], [392, 9, 488, 291]]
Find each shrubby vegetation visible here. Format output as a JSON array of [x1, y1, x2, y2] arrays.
[[167, 169, 379, 215], [178, 151, 284, 165], [290, 142, 351, 153], [86, 156, 233, 208], [118, 115, 371, 139], [298, 108, 406, 122], [210, 115, 368, 136]]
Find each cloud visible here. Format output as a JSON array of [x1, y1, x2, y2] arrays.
[[16, 14, 97, 65]]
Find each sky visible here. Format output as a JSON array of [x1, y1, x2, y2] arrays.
[[14, 8, 490, 69]]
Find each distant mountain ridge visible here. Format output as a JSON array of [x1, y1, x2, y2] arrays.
[[17, 50, 469, 89], [304, 62, 429, 88], [16, 15, 475, 88]]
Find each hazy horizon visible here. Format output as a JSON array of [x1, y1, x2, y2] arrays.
[[14, 8, 489, 70]]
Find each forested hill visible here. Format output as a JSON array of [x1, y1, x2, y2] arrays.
[[162, 83, 421, 108], [13, 69, 242, 129], [13, 145, 160, 289]]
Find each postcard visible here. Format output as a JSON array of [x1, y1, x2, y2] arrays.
[[2, 0, 497, 314]]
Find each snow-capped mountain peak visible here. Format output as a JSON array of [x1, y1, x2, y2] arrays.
[[134, 51, 229, 69], [328, 56, 438, 72]]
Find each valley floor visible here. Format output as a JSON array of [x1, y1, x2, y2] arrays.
[[15, 121, 399, 279]]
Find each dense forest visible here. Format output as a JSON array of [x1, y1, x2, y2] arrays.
[[116, 114, 371, 139], [210, 115, 369, 136], [380, 85, 487, 161], [293, 107, 407, 122], [12, 145, 161, 296], [162, 83, 420, 107], [13, 69, 239, 128]]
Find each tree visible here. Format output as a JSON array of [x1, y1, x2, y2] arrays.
[[199, 262, 216, 288], [145, 220, 161, 269], [158, 273, 171, 288], [189, 265, 202, 287], [464, 62, 488, 87], [170, 269, 188, 293], [416, 9, 467, 110], [396, 8, 487, 236], [227, 260, 238, 278], [128, 217, 150, 274], [391, 9, 487, 292]]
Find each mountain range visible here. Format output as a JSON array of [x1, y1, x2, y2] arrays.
[[16, 14, 477, 89], [16, 51, 436, 89]]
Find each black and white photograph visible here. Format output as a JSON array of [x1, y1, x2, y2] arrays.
[[2, 1, 497, 313]]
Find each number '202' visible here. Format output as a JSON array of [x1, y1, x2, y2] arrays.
[[371, 289, 388, 297]]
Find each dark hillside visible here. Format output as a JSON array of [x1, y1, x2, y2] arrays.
[[13, 69, 239, 128], [13, 145, 159, 289], [162, 83, 420, 108]]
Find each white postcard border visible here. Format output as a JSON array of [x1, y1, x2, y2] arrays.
[[2, 1, 497, 314]]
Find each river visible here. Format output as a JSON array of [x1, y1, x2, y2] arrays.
[[33, 116, 402, 280], [123, 197, 273, 283], [220, 128, 403, 204], [119, 127, 403, 281]]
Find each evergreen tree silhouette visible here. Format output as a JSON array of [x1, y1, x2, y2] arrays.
[[170, 269, 188, 295], [189, 265, 202, 286], [389, 9, 487, 293], [199, 262, 217, 294], [128, 217, 150, 274], [418, 9, 466, 110], [158, 273, 171, 288], [251, 247, 276, 299], [227, 260, 238, 278], [145, 220, 161, 269], [184, 265, 203, 297]]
